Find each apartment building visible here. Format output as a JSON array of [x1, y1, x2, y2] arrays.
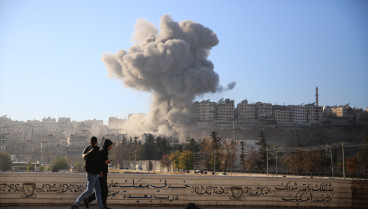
[[217, 98, 234, 123], [66, 134, 89, 162], [289, 105, 308, 125], [200, 100, 217, 121], [331, 105, 354, 118], [108, 117, 127, 130], [192, 102, 201, 121], [237, 100, 256, 123], [255, 102, 272, 119], [272, 105, 291, 124], [331, 106, 347, 117], [307, 105, 324, 124]]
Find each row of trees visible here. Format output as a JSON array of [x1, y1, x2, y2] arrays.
[[0, 152, 70, 172], [1, 131, 367, 177], [110, 131, 367, 177]]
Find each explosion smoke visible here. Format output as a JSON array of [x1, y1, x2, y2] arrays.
[[103, 15, 235, 138]]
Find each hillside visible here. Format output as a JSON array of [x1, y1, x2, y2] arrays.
[[189, 124, 368, 146]]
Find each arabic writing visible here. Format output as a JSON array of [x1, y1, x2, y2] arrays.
[[108, 179, 190, 189], [191, 185, 272, 200], [36, 183, 85, 193], [0, 179, 335, 205], [275, 181, 334, 205], [107, 179, 189, 202], [0, 182, 85, 198]]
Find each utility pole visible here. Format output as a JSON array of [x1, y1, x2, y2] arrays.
[[327, 145, 334, 177], [213, 149, 216, 175], [134, 149, 137, 170], [275, 145, 278, 177], [232, 121, 235, 175], [266, 147, 269, 177], [342, 142, 345, 179]]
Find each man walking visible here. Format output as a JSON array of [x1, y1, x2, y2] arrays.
[[71, 136, 105, 209], [84, 138, 113, 209]]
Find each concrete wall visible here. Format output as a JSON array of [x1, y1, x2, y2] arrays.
[[0, 172, 367, 208]]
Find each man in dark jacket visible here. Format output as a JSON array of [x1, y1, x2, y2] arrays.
[[85, 138, 113, 209], [71, 136, 105, 209]]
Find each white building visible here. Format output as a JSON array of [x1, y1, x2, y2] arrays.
[[217, 98, 234, 123], [237, 100, 256, 124]]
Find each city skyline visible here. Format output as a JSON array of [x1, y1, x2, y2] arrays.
[[1, 0, 367, 124], [2, 96, 362, 125]]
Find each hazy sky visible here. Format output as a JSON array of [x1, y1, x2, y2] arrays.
[[1, 0, 367, 124]]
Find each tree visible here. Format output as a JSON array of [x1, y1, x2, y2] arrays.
[[345, 157, 358, 174], [26, 159, 34, 171], [245, 149, 256, 171], [73, 161, 85, 172], [240, 141, 247, 171], [169, 151, 181, 170], [357, 137, 368, 175], [0, 151, 12, 171], [179, 150, 195, 170], [209, 131, 222, 171], [143, 134, 155, 160], [256, 130, 268, 170], [154, 136, 171, 160], [160, 153, 171, 172], [284, 151, 304, 173], [222, 140, 236, 174], [169, 150, 195, 171], [50, 157, 69, 172], [184, 137, 200, 153], [199, 137, 213, 170]]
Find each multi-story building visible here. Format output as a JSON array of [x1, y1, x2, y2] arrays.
[[193, 100, 218, 122], [199, 100, 217, 122], [192, 102, 201, 121], [108, 117, 127, 130], [307, 105, 324, 124], [42, 117, 59, 133], [255, 102, 272, 119], [237, 100, 256, 124], [289, 105, 308, 125], [331, 106, 347, 117], [272, 105, 291, 124], [217, 98, 234, 123], [66, 134, 89, 162], [331, 105, 354, 119]]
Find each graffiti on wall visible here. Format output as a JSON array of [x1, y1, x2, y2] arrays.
[[190, 181, 334, 206], [0, 182, 85, 198], [0, 178, 335, 206], [107, 179, 187, 203], [275, 181, 334, 205]]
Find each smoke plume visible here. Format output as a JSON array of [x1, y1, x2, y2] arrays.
[[103, 15, 235, 138]]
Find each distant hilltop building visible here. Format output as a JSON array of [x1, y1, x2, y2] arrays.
[[193, 99, 325, 126], [192, 99, 367, 127], [191, 87, 365, 126]]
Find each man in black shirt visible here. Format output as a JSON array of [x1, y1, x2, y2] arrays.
[[85, 138, 113, 209], [71, 136, 105, 209]]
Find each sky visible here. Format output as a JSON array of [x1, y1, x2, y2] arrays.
[[1, 0, 367, 124]]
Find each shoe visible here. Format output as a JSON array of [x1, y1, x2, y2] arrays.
[[83, 199, 89, 209], [71, 205, 79, 209], [104, 207, 112, 209]]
